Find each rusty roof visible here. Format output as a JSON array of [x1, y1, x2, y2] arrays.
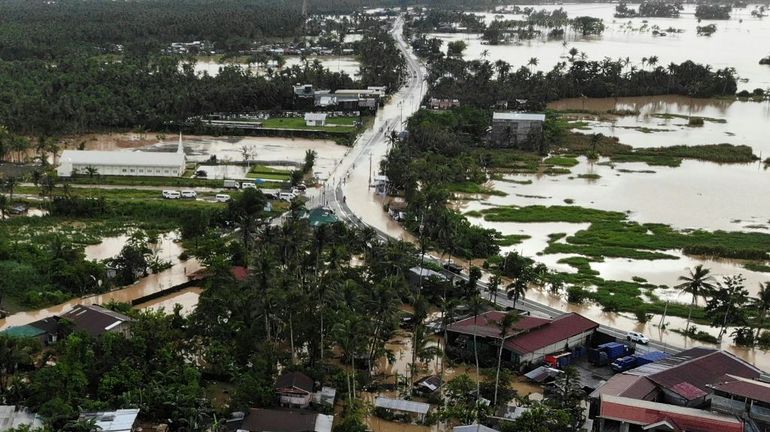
[[710, 374, 770, 404], [446, 311, 550, 339]]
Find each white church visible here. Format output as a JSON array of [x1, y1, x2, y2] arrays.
[[57, 134, 186, 178]]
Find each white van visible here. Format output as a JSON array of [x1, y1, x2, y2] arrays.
[[162, 190, 181, 199], [242, 182, 257, 189], [181, 190, 197, 199], [279, 192, 296, 201], [215, 194, 231, 203], [223, 180, 240, 189]]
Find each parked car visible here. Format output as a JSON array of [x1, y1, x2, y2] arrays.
[[181, 190, 197, 199], [279, 192, 296, 201], [295, 183, 307, 191], [242, 182, 257, 190], [162, 190, 181, 199], [215, 194, 231, 203], [626, 331, 649, 344], [223, 180, 240, 189], [195, 170, 208, 178], [443, 262, 463, 274]]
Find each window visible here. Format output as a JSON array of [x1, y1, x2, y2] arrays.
[[139, 169, 144, 173], [122, 169, 127, 173], [130, 169, 135, 173], [164, 169, 169, 174]]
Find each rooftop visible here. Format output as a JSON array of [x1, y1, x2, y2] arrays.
[[304, 113, 327, 121], [275, 371, 314, 394], [79, 409, 139, 432], [59, 150, 185, 167], [599, 395, 743, 431], [1, 325, 46, 338], [0, 406, 43, 431], [710, 374, 770, 404], [505, 313, 598, 355], [238, 408, 331, 432], [492, 112, 546, 122], [60, 304, 133, 338], [453, 425, 500, 432], [374, 397, 430, 415], [446, 311, 550, 339]]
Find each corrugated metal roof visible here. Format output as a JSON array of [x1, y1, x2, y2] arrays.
[[1, 325, 46, 338], [374, 397, 430, 414], [599, 395, 743, 431], [710, 374, 770, 404], [80, 409, 139, 432], [493, 112, 545, 122], [304, 113, 327, 121], [453, 424, 500, 432], [59, 150, 184, 167], [446, 311, 549, 339], [505, 313, 598, 354]]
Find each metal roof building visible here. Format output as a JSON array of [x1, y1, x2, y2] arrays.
[[79, 409, 139, 432], [492, 112, 546, 122], [374, 397, 430, 421]]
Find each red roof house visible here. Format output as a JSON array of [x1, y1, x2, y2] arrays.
[[598, 395, 744, 432]]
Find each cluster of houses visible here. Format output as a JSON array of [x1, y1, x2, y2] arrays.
[[293, 84, 386, 113], [1, 304, 133, 344]]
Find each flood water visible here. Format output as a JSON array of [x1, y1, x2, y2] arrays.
[[193, 56, 361, 77], [549, 96, 770, 155], [136, 286, 203, 316], [0, 232, 202, 330], [431, 3, 770, 91]]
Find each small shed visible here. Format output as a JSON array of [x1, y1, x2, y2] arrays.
[[275, 371, 314, 408], [304, 112, 328, 127], [374, 396, 431, 422]]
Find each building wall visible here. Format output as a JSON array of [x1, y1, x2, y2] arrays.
[[58, 163, 183, 177], [489, 119, 544, 151], [515, 331, 594, 364]]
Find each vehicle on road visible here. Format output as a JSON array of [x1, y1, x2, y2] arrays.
[[279, 192, 296, 201], [181, 190, 197, 199], [223, 180, 240, 189], [215, 194, 231, 203], [242, 183, 257, 189], [626, 331, 649, 344], [162, 190, 181, 199], [443, 262, 463, 274], [195, 170, 208, 178]]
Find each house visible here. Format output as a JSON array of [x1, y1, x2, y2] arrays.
[[236, 408, 332, 432], [590, 348, 763, 410], [595, 395, 744, 432], [0, 406, 43, 431], [57, 135, 185, 177], [275, 371, 314, 408], [374, 397, 431, 423], [445, 311, 598, 366], [413, 375, 443, 395], [488, 112, 546, 151], [293, 84, 317, 99], [709, 374, 770, 426], [60, 304, 133, 338], [79, 409, 140, 432], [304, 113, 327, 127], [429, 98, 461, 110]]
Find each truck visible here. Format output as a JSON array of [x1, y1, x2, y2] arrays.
[[589, 342, 631, 366], [224, 180, 240, 189], [610, 351, 669, 373], [545, 352, 573, 369]]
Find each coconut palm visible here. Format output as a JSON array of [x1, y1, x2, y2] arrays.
[[753, 282, 770, 340], [493, 312, 519, 406], [468, 294, 484, 409], [675, 265, 717, 333], [506, 277, 529, 309]]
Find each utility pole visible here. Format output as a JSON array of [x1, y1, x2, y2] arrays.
[[368, 153, 372, 187]]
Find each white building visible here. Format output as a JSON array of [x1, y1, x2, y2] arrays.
[[0, 406, 43, 431], [304, 112, 328, 127], [58, 135, 186, 177], [79, 409, 139, 432]]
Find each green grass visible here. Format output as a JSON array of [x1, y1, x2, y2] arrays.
[[447, 182, 507, 196], [495, 234, 531, 246], [744, 262, 770, 273], [543, 156, 579, 167], [577, 173, 601, 180], [482, 205, 770, 261], [67, 175, 232, 188], [651, 113, 727, 124], [261, 116, 358, 133]]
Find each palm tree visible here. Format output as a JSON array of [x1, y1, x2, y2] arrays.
[[0, 194, 6, 220], [506, 278, 528, 309], [527, 57, 539, 71], [481, 49, 489, 59], [753, 282, 770, 340], [493, 312, 519, 406], [488, 273, 501, 303], [675, 265, 717, 333], [568, 47, 579, 61], [468, 294, 484, 411], [3, 176, 18, 205]]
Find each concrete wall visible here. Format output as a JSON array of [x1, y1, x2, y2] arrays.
[[489, 119, 544, 151], [516, 331, 594, 364]]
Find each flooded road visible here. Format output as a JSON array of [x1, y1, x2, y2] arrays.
[[136, 286, 203, 316], [432, 3, 770, 91]]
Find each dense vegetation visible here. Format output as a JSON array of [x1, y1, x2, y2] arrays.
[[695, 4, 732, 19], [615, 1, 682, 18]]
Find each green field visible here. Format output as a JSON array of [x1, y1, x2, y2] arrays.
[[261, 116, 358, 133], [245, 164, 293, 181]]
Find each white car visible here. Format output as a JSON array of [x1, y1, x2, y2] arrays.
[[180, 190, 197, 199], [279, 192, 296, 201], [242, 183, 257, 189], [162, 190, 181, 199], [626, 331, 649, 344], [215, 194, 231, 203]]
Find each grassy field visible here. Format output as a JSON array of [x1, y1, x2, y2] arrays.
[[245, 164, 293, 181], [447, 182, 507, 196], [68, 175, 228, 188], [261, 116, 358, 133]]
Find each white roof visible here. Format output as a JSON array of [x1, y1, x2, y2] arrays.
[[0, 406, 43, 430], [60, 150, 184, 167], [80, 409, 140, 432], [304, 113, 328, 121], [454, 425, 500, 432], [314, 414, 334, 432], [374, 397, 430, 415], [493, 112, 545, 122]]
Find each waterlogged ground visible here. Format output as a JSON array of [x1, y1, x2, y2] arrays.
[[193, 56, 361, 77], [432, 3, 770, 91]]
